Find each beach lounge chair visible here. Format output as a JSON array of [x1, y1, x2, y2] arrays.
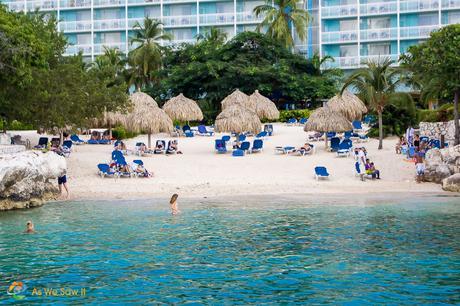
[[275, 146, 296, 154], [256, 131, 268, 139], [154, 140, 166, 154], [264, 124, 274, 136], [344, 131, 353, 139], [215, 139, 227, 154], [182, 125, 194, 137], [299, 118, 308, 125], [198, 125, 214, 136], [337, 140, 352, 157], [240, 141, 251, 154], [87, 139, 99, 144], [352, 120, 363, 132], [222, 135, 231, 143], [34, 137, 48, 149], [287, 118, 297, 125], [251, 139, 263, 153], [98, 164, 119, 178], [98, 139, 110, 145], [62, 140, 73, 157], [112, 150, 127, 164], [326, 132, 336, 139], [330, 137, 340, 152], [232, 149, 244, 157], [238, 134, 246, 142], [314, 166, 330, 180], [70, 134, 85, 144], [420, 136, 429, 143]]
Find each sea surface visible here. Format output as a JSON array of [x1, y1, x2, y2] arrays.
[[0, 195, 459, 305]]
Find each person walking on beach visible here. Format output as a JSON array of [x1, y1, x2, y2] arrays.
[[415, 152, 425, 183], [25, 221, 35, 233], [58, 173, 69, 199], [170, 194, 180, 215]]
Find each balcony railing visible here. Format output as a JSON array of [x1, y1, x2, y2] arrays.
[[65, 44, 92, 55], [236, 12, 265, 23], [162, 15, 197, 27], [94, 42, 126, 54], [321, 4, 358, 18], [360, 1, 398, 15], [59, 0, 91, 9], [322, 54, 399, 69], [400, 0, 440, 12], [360, 27, 398, 41], [400, 25, 440, 39], [93, 19, 126, 30], [322, 30, 358, 43], [59, 20, 92, 32], [27, 0, 58, 10], [3, 1, 25, 12], [200, 13, 235, 25], [442, 0, 460, 8], [93, 0, 123, 6], [128, 0, 160, 4], [164, 39, 195, 46]]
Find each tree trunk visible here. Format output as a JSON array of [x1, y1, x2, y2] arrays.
[[59, 130, 64, 145], [325, 134, 328, 150], [109, 122, 112, 140], [454, 90, 459, 146], [378, 110, 383, 150], [148, 133, 152, 149]]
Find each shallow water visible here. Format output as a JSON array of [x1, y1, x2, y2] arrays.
[[0, 196, 459, 305]]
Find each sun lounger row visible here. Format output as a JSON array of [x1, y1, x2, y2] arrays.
[[98, 150, 151, 178], [286, 118, 308, 126], [215, 138, 263, 155]]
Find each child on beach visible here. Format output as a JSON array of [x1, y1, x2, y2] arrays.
[[170, 194, 180, 215]]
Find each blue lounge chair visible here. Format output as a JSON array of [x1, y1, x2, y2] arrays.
[[251, 139, 263, 153], [240, 141, 251, 154], [112, 150, 127, 165], [98, 164, 118, 178], [98, 139, 110, 145], [330, 137, 341, 152], [326, 132, 336, 139], [431, 139, 441, 149], [264, 124, 274, 136], [344, 131, 353, 139], [198, 125, 214, 136], [232, 149, 244, 157], [154, 140, 166, 154], [408, 146, 416, 158], [133, 159, 144, 166], [62, 140, 73, 157], [275, 146, 296, 154], [70, 134, 85, 144], [114, 140, 122, 147], [256, 131, 268, 139], [87, 139, 98, 145], [420, 136, 429, 143], [34, 137, 48, 149], [359, 135, 369, 142], [215, 139, 227, 154], [222, 135, 231, 143], [238, 134, 246, 142], [314, 166, 330, 180], [299, 118, 308, 125], [287, 118, 297, 125], [352, 120, 363, 131], [337, 140, 352, 157]]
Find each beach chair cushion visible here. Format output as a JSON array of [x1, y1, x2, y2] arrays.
[[240, 141, 251, 152], [315, 166, 330, 179], [98, 163, 118, 177], [238, 134, 246, 142], [330, 137, 341, 152], [198, 125, 214, 136], [222, 135, 231, 143], [215, 139, 227, 153], [251, 139, 263, 153], [256, 131, 268, 139], [352, 120, 363, 130], [232, 149, 244, 157]]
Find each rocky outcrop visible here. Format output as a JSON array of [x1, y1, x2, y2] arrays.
[[442, 173, 460, 192], [0, 151, 66, 210], [424, 145, 460, 192], [419, 120, 460, 144]]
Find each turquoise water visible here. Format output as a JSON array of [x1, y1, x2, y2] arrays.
[[0, 196, 459, 305]]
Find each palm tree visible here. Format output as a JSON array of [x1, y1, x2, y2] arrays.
[[341, 58, 412, 150], [253, 0, 311, 49], [196, 27, 227, 45], [310, 53, 335, 76], [128, 17, 172, 90]]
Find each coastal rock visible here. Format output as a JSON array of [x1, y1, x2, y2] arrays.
[[442, 173, 460, 193], [424, 145, 460, 185], [0, 151, 66, 210]]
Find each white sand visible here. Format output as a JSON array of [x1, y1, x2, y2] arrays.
[[10, 124, 443, 200]]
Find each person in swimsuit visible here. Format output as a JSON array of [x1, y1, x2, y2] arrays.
[[25, 221, 35, 233], [415, 152, 425, 183], [170, 194, 180, 215]]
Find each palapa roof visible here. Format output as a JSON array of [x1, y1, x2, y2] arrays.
[[123, 93, 173, 134], [162, 93, 203, 122], [249, 90, 280, 120], [326, 90, 367, 121], [221, 89, 254, 111], [304, 106, 352, 133], [215, 104, 261, 134]]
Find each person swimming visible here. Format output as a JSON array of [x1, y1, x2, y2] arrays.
[[25, 221, 35, 233], [170, 194, 180, 215]]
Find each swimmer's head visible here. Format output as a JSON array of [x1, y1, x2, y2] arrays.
[[170, 194, 178, 204]]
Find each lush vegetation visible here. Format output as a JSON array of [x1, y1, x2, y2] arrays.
[[401, 24, 460, 145], [279, 109, 312, 122]]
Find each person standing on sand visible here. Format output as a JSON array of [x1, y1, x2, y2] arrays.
[[170, 194, 180, 215], [415, 152, 425, 183], [58, 172, 69, 199], [25, 221, 35, 233]]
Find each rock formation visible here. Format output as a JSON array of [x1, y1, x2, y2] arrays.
[[0, 151, 66, 210], [424, 145, 460, 192]]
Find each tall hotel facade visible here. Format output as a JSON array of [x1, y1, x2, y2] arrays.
[[1, 0, 459, 68]]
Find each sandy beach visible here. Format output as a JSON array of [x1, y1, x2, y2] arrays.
[[11, 123, 444, 200]]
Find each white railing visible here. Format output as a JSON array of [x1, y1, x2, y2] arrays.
[[321, 4, 358, 18], [162, 15, 197, 27], [442, 0, 460, 8], [236, 12, 265, 23], [3, 1, 25, 11], [59, 20, 92, 32], [400, 0, 440, 11], [59, 0, 91, 9], [360, 1, 398, 15], [65, 44, 92, 55], [200, 13, 235, 25], [93, 19, 126, 30], [400, 25, 440, 39], [93, 0, 123, 6], [322, 54, 399, 69], [322, 30, 358, 43], [361, 54, 399, 64], [360, 27, 398, 41], [93, 43, 126, 54], [164, 39, 195, 46], [27, 0, 58, 10], [163, 0, 196, 3], [128, 0, 160, 3]]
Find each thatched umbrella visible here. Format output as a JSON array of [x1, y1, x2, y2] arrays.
[[215, 105, 261, 135], [130, 91, 159, 108], [162, 93, 203, 122], [123, 93, 173, 148], [249, 90, 280, 120], [304, 106, 352, 148], [221, 89, 254, 111], [327, 90, 367, 121]]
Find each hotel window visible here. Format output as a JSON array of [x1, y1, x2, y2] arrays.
[[340, 19, 357, 31], [340, 45, 358, 57], [448, 12, 460, 24], [367, 43, 390, 55], [76, 10, 90, 21], [367, 17, 390, 29]]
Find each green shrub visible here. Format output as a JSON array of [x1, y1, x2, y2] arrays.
[[417, 104, 454, 123], [279, 109, 311, 122], [0, 120, 34, 131], [112, 126, 139, 140]]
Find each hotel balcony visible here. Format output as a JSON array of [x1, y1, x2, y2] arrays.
[[236, 11, 265, 23], [162, 15, 197, 27], [65, 44, 92, 55], [127, 0, 160, 4], [94, 42, 127, 54], [321, 4, 358, 19], [200, 13, 235, 26], [2, 1, 25, 12], [164, 39, 196, 46], [442, 0, 460, 9], [360, 1, 398, 16], [322, 30, 358, 44], [93, 19, 126, 31], [59, 20, 92, 32], [322, 54, 399, 69], [59, 0, 91, 9], [93, 0, 124, 7], [400, 24, 440, 39], [360, 27, 398, 42], [162, 0, 196, 3], [27, 0, 58, 11], [400, 0, 440, 13]]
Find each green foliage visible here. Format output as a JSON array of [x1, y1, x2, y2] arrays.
[[0, 120, 33, 131], [367, 105, 417, 137], [112, 126, 139, 140], [417, 104, 454, 122], [279, 109, 311, 122]]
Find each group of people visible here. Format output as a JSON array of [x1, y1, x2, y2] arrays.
[[355, 147, 381, 181], [136, 140, 183, 155], [395, 131, 427, 183]]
